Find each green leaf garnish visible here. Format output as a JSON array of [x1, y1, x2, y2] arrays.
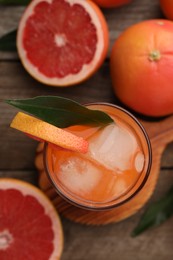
[[131, 186, 173, 237], [0, 0, 30, 5], [0, 30, 17, 51], [6, 96, 114, 128]]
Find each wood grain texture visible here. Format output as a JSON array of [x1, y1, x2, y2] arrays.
[[0, 0, 173, 259]]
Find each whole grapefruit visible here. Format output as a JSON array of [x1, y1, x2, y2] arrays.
[[160, 0, 173, 20], [91, 0, 132, 8], [17, 0, 109, 87], [0, 178, 63, 259], [110, 19, 173, 117]]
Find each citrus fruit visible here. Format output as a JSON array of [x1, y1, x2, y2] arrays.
[[17, 0, 109, 87], [0, 178, 63, 259], [110, 19, 173, 117], [160, 0, 173, 20], [10, 112, 89, 153], [92, 0, 132, 8]]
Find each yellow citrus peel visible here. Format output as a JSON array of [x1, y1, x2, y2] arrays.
[[10, 112, 88, 153]]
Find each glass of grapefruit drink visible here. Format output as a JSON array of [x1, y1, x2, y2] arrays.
[[44, 103, 152, 210]]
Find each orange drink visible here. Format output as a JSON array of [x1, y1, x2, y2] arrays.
[[44, 103, 152, 210]]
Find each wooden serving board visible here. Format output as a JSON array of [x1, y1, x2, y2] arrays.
[[35, 116, 173, 225]]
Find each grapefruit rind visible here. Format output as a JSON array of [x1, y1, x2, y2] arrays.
[[10, 112, 88, 153], [0, 178, 63, 260], [17, 0, 109, 86]]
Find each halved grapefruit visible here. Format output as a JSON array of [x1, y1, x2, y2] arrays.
[[0, 178, 63, 259], [17, 0, 109, 86], [10, 112, 88, 153]]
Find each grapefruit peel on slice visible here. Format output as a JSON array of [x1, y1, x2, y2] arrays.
[[10, 112, 88, 153], [0, 178, 63, 260], [17, 0, 109, 86]]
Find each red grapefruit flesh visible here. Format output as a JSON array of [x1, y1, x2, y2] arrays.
[[92, 0, 132, 8], [0, 178, 63, 260], [17, 0, 109, 86]]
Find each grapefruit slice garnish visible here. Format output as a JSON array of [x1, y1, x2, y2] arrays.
[[10, 112, 88, 153], [0, 178, 63, 259], [17, 0, 109, 86]]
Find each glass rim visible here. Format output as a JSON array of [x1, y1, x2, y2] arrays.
[[43, 102, 152, 211]]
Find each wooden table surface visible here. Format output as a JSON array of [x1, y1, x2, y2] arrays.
[[1, 0, 173, 259]]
